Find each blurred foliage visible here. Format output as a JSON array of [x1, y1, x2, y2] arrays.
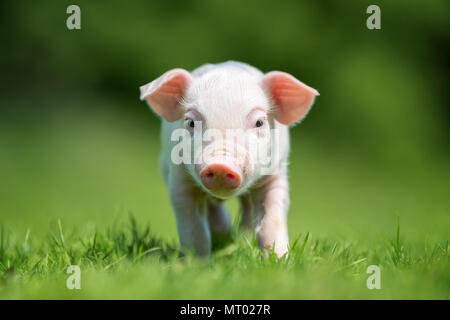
[[0, 0, 449, 167]]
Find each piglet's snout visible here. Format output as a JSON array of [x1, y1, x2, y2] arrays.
[[200, 163, 242, 190]]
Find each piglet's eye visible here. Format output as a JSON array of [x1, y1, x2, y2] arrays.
[[186, 119, 195, 128], [255, 119, 264, 128]]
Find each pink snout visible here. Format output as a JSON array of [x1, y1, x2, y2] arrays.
[[200, 163, 242, 190]]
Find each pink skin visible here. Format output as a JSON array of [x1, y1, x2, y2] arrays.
[[200, 163, 242, 190], [141, 61, 318, 258]]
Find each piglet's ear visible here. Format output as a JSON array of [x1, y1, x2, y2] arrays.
[[262, 71, 319, 126], [140, 68, 193, 122]]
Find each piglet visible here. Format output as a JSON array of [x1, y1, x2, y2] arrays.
[[140, 61, 318, 257]]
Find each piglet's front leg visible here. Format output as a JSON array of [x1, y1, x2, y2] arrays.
[[207, 199, 232, 249], [168, 169, 211, 257], [252, 175, 290, 258]]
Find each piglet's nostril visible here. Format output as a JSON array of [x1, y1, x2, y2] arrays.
[[226, 173, 236, 180]]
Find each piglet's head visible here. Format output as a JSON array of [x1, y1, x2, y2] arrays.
[[140, 67, 318, 199]]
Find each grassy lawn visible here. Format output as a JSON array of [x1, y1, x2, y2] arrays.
[[0, 99, 449, 299]]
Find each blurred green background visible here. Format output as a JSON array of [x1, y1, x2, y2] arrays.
[[0, 0, 449, 298]]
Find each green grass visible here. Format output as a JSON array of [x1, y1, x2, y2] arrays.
[[0, 99, 449, 299], [0, 216, 448, 299]]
